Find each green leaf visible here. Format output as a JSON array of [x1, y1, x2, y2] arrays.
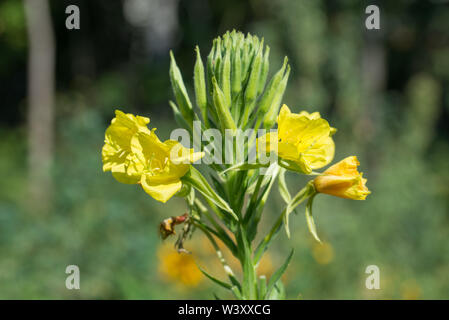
[[266, 250, 293, 298], [253, 212, 283, 265], [198, 265, 232, 290], [284, 181, 316, 238], [220, 162, 267, 176], [267, 279, 286, 300], [182, 166, 238, 221], [278, 168, 291, 204], [305, 193, 321, 243]]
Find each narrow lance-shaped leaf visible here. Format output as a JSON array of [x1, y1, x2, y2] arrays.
[[265, 250, 294, 299], [197, 265, 232, 290], [181, 166, 238, 221], [278, 168, 292, 204], [194, 46, 208, 127], [169, 51, 194, 124], [253, 182, 315, 264], [305, 193, 321, 243], [267, 279, 286, 300]]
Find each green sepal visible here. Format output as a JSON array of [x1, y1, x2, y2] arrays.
[[284, 181, 316, 238], [198, 265, 232, 290], [182, 166, 238, 221], [305, 193, 321, 243]]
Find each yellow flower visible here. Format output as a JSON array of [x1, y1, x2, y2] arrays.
[[102, 109, 204, 203], [158, 246, 203, 287], [131, 130, 204, 203], [313, 156, 370, 200], [102, 110, 151, 184], [259, 105, 335, 173], [312, 242, 334, 265]]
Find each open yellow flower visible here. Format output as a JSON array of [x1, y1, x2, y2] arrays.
[[313, 156, 370, 200], [131, 130, 204, 203], [102, 110, 151, 184], [259, 105, 335, 173], [102, 109, 204, 203]]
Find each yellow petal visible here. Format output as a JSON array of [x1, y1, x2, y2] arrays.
[[313, 156, 370, 200], [140, 174, 182, 203], [301, 136, 335, 170], [165, 139, 205, 164]]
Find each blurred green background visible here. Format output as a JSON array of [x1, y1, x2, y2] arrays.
[[1, 0, 448, 299]]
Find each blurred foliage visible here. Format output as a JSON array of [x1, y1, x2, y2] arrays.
[[0, 0, 448, 299]]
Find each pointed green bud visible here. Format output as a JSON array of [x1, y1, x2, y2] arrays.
[[194, 46, 208, 126], [231, 42, 242, 98], [220, 48, 232, 108], [242, 39, 264, 125], [263, 64, 290, 129], [207, 40, 217, 97], [258, 46, 270, 96], [169, 51, 194, 125], [212, 77, 237, 131], [241, 40, 250, 80], [258, 57, 288, 115]]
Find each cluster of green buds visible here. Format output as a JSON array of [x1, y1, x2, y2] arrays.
[[170, 30, 290, 134]]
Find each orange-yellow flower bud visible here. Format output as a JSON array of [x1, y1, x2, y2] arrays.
[[313, 156, 370, 200]]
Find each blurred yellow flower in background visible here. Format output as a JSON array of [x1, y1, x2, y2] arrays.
[[259, 105, 335, 173], [158, 245, 203, 288], [401, 280, 421, 300], [312, 242, 334, 265], [314, 156, 370, 200]]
